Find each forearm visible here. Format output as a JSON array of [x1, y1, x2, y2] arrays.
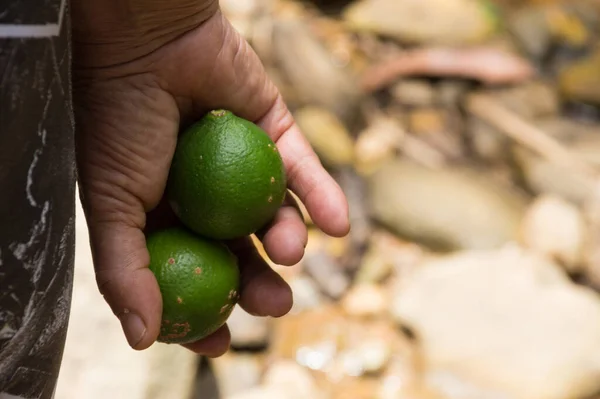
[[71, 0, 219, 67]]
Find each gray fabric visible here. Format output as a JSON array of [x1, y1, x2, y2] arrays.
[[0, 1, 75, 398]]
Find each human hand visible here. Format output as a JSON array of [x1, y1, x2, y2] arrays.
[[71, 0, 349, 355]]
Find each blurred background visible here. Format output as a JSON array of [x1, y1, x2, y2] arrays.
[[55, 0, 600, 398]]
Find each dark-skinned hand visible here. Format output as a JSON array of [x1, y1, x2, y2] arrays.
[[71, 0, 350, 356]]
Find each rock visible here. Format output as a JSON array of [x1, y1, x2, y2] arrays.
[[227, 306, 270, 349], [515, 150, 596, 205], [519, 195, 587, 273], [227, 384, 320, 399], [262, 360, 320, 396], [354, 115, 404, 175], [559, 50, 600, 106], [545, 3, 592, 49], [341, 283, 388, 317], [229, 362, 325, 399], [211, 353, 264, 398], [354, 339, 393, 374], [227, 386, 290, 399], [294, 106, 355, 167], [379, 352, 435, 399], [508, 5, 552, 59], [289, 275, 326, 314], [407, 108, 464, 160], [272, 305, 402, 379], [303, 230, 351, 299], [583, 188, 600, 290], [356, 230, 425, 284], [513, 128, 600, 205], [467, 116, 508, 163], [220, 0, 261, 39], [303, 251, 350, 299], [144, 347, 200, 399], [466, 82, 559, 163], [342, 0, 496, 46], [272, 18, 361, 123], [392, 247, 600, 399], [306, 224, 353, 260], [437, 81, 470, 108], [355, 244, 394, 284], [569, 134, 600, 167], [534, 117, 599, 141], [495, 81, 560, 119], [408, 108, 447, 135], [331, 377, 380, 399], [368, 159, 527, 251], [333, 168, 372, 273], [392, 80, 436, 107]]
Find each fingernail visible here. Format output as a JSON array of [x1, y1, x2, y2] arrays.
[[119, 310, 146, 349]]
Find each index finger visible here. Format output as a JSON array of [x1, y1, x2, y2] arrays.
[[256, 96, 350, 238]]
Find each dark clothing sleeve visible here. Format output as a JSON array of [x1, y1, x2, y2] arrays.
[[0, 1, 76, 398]]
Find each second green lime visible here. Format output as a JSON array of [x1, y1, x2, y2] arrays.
[[167, 110, 287, 240]]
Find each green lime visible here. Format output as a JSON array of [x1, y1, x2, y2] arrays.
[[167, 109, 287, 239], [146, 227, 240, 344]]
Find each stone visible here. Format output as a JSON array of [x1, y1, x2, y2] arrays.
[[289, 275, 326, 314], [437, 81, 470, 107], [519, 195, 587, 273], [354, 339, 392, 374], [515, 149, 596, 206], [226, 386, 307, 399], [355, 244, 394, 284], [356, 230, 425, 284], [392, 247, 600, 399], [508, 5, 552, 59], [342, 0, 496, 46], [466, 82, 560, 163], [467, 116, 508, 163], [211, 353, 264, 398], [470, 81, 559, 123], [495, 81, 560, 119], [263, 360, 320, 395], [368, 159, 527, 251], [303, 232, 351, 299], [227, 359, 324, 399], [294, 106, 355, 167], [271, 305, 402, 379], [227, 306, 270, 349], [220, 0, 261, 39], [302, 251, 350, 299], [513, 128, 600, 205], [559, 50, 600, 106], [333, 168, 373, 275], [331, 377, 380, 399], [354, 115, 404, 175], [408, 108, 447, 135], [272, 18, 361, 124], [391, 80, 436, 107], [407, 108, 464, 160], [341, 283, 388, 318]]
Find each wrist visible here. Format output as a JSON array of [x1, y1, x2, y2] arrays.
[[72, 0, 219, 68]]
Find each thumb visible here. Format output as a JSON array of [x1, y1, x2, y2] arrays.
[[88, 219, 161, 350], [74, 76, 179, 350]]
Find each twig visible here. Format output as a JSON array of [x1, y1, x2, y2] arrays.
[[361, 47, 535, 92], [465, 93, 598, 179], [358, 103, 446, 169]]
